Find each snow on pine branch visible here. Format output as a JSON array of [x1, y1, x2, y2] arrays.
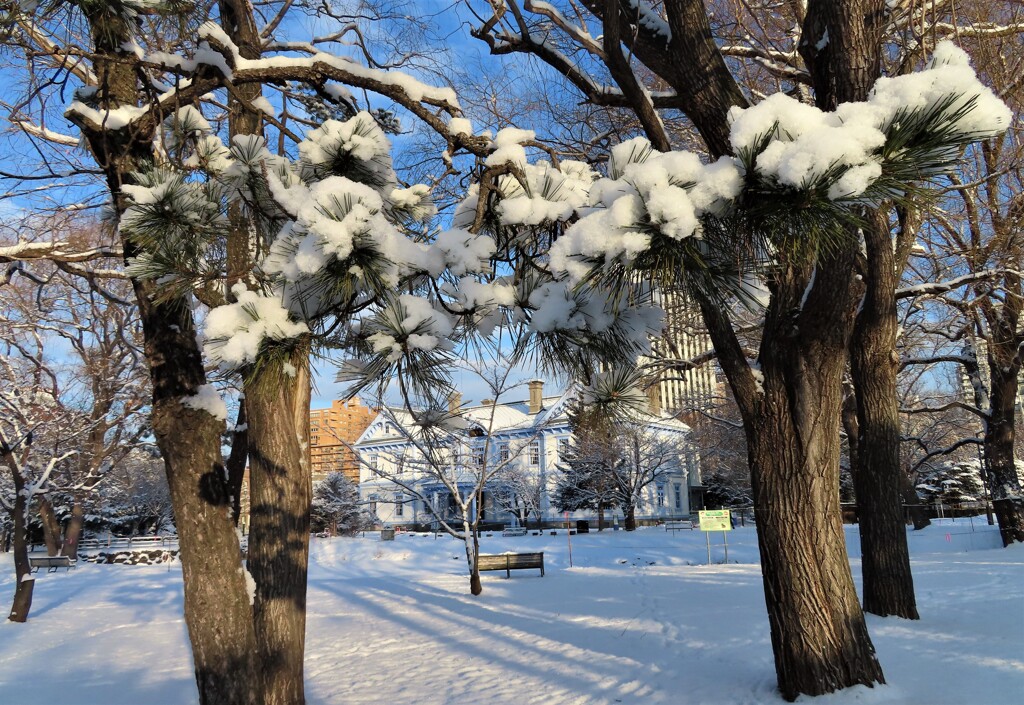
[[203, 285, 310, 368], [546, 41, 1010, 282]]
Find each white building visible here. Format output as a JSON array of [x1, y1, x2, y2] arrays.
[[354, 381, 702, 528]]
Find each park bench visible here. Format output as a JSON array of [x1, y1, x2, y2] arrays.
[[478, 552, 544, 578], [501, 527, 528, 537], [665, 520, 695, 532], [29, 556, 76, 573]]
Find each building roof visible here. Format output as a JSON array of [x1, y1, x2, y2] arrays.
[[354, 385, 689, 447]]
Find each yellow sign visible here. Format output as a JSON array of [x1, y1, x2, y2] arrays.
[[699, 509, 732, 532]]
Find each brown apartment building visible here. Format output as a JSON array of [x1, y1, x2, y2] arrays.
[[309, 398, 377, 484]]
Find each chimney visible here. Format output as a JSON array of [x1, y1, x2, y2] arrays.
[[647, 382, 662, 416], [448, 392, 462, 414], [528, 379, 544, 414]]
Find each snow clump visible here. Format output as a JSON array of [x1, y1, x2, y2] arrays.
[[181, 384, 228, 421], [203, 284, 309, 367]]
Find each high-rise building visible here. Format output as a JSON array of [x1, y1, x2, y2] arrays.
[[309, 398, 376, 484], [646, 287, 719, 416]]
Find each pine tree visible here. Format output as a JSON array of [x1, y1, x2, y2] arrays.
[[311, 472, 369, 535]]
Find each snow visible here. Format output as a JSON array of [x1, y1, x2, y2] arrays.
[[195, 23, 460, 108], [250, 96, 276, 117], [180, 384, 228, 422], [484, 127, 536, 169], [447, 117, 473, 136], [203, 284, 309, 368], [299, 113, 394, 183], [1, 521, 1019, 705], [240, 566, 256, 605]]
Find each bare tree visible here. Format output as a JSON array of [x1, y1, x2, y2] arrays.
[[355, 363, 541, 595], [492, 463, 544, 529], [0, 355, 78, 622]]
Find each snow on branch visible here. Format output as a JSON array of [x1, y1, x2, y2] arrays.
[[13, 120, 80, 147], [896, 269, 1005, 299], [908, 437, 983, 475], [548, 42, 1011, 281], [0, 240, 122, 264]]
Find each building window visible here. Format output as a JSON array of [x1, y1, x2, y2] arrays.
[[557, 437, 570, 459], [529, 441, 540, 466], [368, 454, 378, 470], [395, 494, 404, 517], [498, 442, 510, 463], [656, 483, 666, 508], [674, 484, 682, 510]]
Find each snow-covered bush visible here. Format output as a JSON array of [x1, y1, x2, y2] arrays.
[[916, 460, 987, 506]]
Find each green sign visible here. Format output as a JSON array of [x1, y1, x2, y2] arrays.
[[699, 509, 732, 532]]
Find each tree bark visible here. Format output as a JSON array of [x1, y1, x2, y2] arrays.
[[38, 495, 62, 556], [624, 504, 637, 531], [739, 250, 885, 700], [71, 7, 264, 703], [61, 498, 85, 560], [985, 356, 1024, 546], [900, 470, 930, 531], [850, 213, 918, 619], [246, 350, 313, 705], [7, 464, 35, 623], [467, 528, 483, 596]]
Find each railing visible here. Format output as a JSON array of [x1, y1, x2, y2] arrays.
[[74, 535, 178, 551]]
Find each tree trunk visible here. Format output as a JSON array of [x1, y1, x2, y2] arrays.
[[8, 467, 35, 623], [468, 525, 483, 596], [38, 495, 62, 557], [624, 504, 636, 531], [696, 242, 886, 700], [597, 502, 605, 531], [985, 361, 1024, 546], [748, 259, 884, 699], [900, 470, 930, 531], [70, 8, 264, 702], [850, 213, 918, 619], [61, 499, 85, 560], [246, 351, 313, 705], [748, 405, 884, 700], [149, 333, 263, 705]]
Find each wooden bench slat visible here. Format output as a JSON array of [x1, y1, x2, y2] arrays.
[[478, 552, 544, 578]]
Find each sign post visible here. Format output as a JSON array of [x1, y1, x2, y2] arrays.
[[565, 511, 573, 567], [698, 509, 732, 565]]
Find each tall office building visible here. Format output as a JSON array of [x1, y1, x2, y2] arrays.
[[645, 287, 720, 416]]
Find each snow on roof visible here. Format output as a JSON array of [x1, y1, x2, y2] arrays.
[[354, 384, 689, 446]]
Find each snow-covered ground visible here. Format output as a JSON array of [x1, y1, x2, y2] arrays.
[[0, 519, 1020, 705]]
